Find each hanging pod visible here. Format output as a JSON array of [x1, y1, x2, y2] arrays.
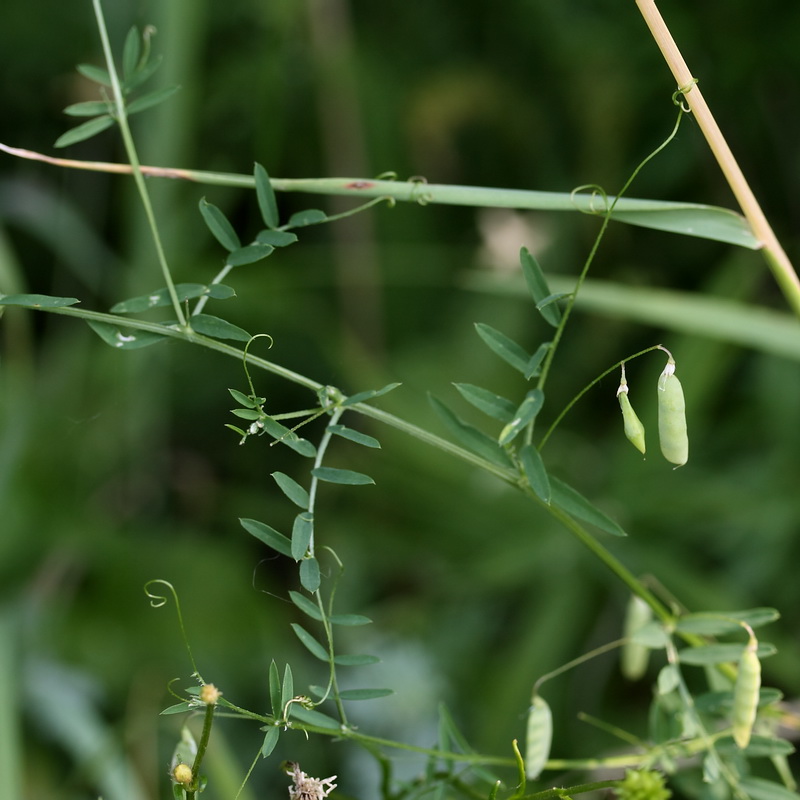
[[617, 363, 646, 455], [525, 693, 552, 780], [732, 637, 761, 749], [657, 352, 688, 467]]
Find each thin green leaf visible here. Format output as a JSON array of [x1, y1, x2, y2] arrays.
[[328, 613, 372, 626], [271, 472, 309, 509], [288, 705, 341, 730], [499, 389, 545, 446], [126, 85, 181, 116], [230, 408, 262, 420], [675, 608, 780, 636], [122, 55, 163, 93], [111, 283, 231, 313], [291, 513, 314, 560], [190, 313, 250, 341], [77, 63, 112, 86], [63, 100, 113, 117], [550, 476, 627, 537], [474, 323, 530, 375], [289, 591, 323, 621], [342, 382, 402, 406], [312, 467, 375, 485], [290, 623, 328, 661], [520, 443, 551, 504], [716, 735, 795, 758], [260, 418, 317, 457], [453, 383, 515, 423], [260, 726, 280, 758], [54, 116, 116, 148], [338, 688, 393, 700], [287, 209, 327, 228], [429, 394, 513, 468], [122, 27, 141, 79], [334, 654, 381, 666], [520, 246, 562, 327], [256, 230, 298, 247], [535, 292, 571, 311], [86, 320, 167, 350], [328, 424, 381, 449], [199, 198, 241, 252], [226, 243, 274, 267], [300, 557, 321, 592], [269, 661, 281, 717], [679, 642, 776, 665], [229, 389, 263, 408], [0, 294, 79, 308], [240, 518, 292, 558], [525, 343, 551, 380], [694, 688, 783, 713], [281, 664, 294, 713], [160, 702, 192, 715], [255, 163, 280, 229], [738, 777, 800, 800]]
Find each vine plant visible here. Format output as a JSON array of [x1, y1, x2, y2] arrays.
[[1, 3, 799, 800]]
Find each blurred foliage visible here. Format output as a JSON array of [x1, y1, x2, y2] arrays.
[[1, 1, 799, 799]]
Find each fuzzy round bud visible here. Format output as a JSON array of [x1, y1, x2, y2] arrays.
[[173, 763, 193, 785], [200, 683, 222, 705]]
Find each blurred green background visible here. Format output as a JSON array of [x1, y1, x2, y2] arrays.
[[1, 1, 799, 798]]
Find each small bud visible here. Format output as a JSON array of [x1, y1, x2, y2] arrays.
[[173, 763, 193, 785], [200, 683, 222, 705]]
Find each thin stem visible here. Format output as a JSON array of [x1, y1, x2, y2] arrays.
[[187, 701, 216, 799], [91, 0, 187, 327], [537, 110, 684, 394], [635, 0, 800, 316]]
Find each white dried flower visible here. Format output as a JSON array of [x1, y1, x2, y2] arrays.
[[286, 762, 337, 800]]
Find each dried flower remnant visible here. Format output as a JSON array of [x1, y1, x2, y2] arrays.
[[285, 762, 338, 800]]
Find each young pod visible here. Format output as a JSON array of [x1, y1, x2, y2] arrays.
[[657, 356, 688, 467], [621, 594, 653, 681], [617, 364, 646, 455], [732, 638, 761, 749], [525, 693, 552, 780]]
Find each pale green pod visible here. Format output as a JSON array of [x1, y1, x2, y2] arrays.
[[732, 640, 761, 749], [525, 694, 552, 780], [657, 360, 688, 466], [621, 594, 653, 680], [618, 387, 646, 455]]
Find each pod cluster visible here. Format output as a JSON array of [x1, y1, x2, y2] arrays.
[[617, 349, 688, 467]]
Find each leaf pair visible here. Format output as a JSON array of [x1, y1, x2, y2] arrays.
[[56, 26, 179, 148]]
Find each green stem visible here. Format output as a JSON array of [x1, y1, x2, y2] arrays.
[[91, 0, 187, 327], [187, 701, 216, 798], [305, 408, 349, 724]]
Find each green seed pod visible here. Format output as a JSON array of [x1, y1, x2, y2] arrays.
[[732, 639, 761, 749], [621, 594, 653, 680], [617, 365, 646, 455], [525, 694, 552, 780], [657, 357, 688, 467]]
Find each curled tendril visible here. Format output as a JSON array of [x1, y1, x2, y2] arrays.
[[242, 333, 274, 398], [673, 78, 699, 112], [143, 579, 203, 682], [374, 170, 398, 181], [408, 175, 434, 206], [570, 184, 610, 217]]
